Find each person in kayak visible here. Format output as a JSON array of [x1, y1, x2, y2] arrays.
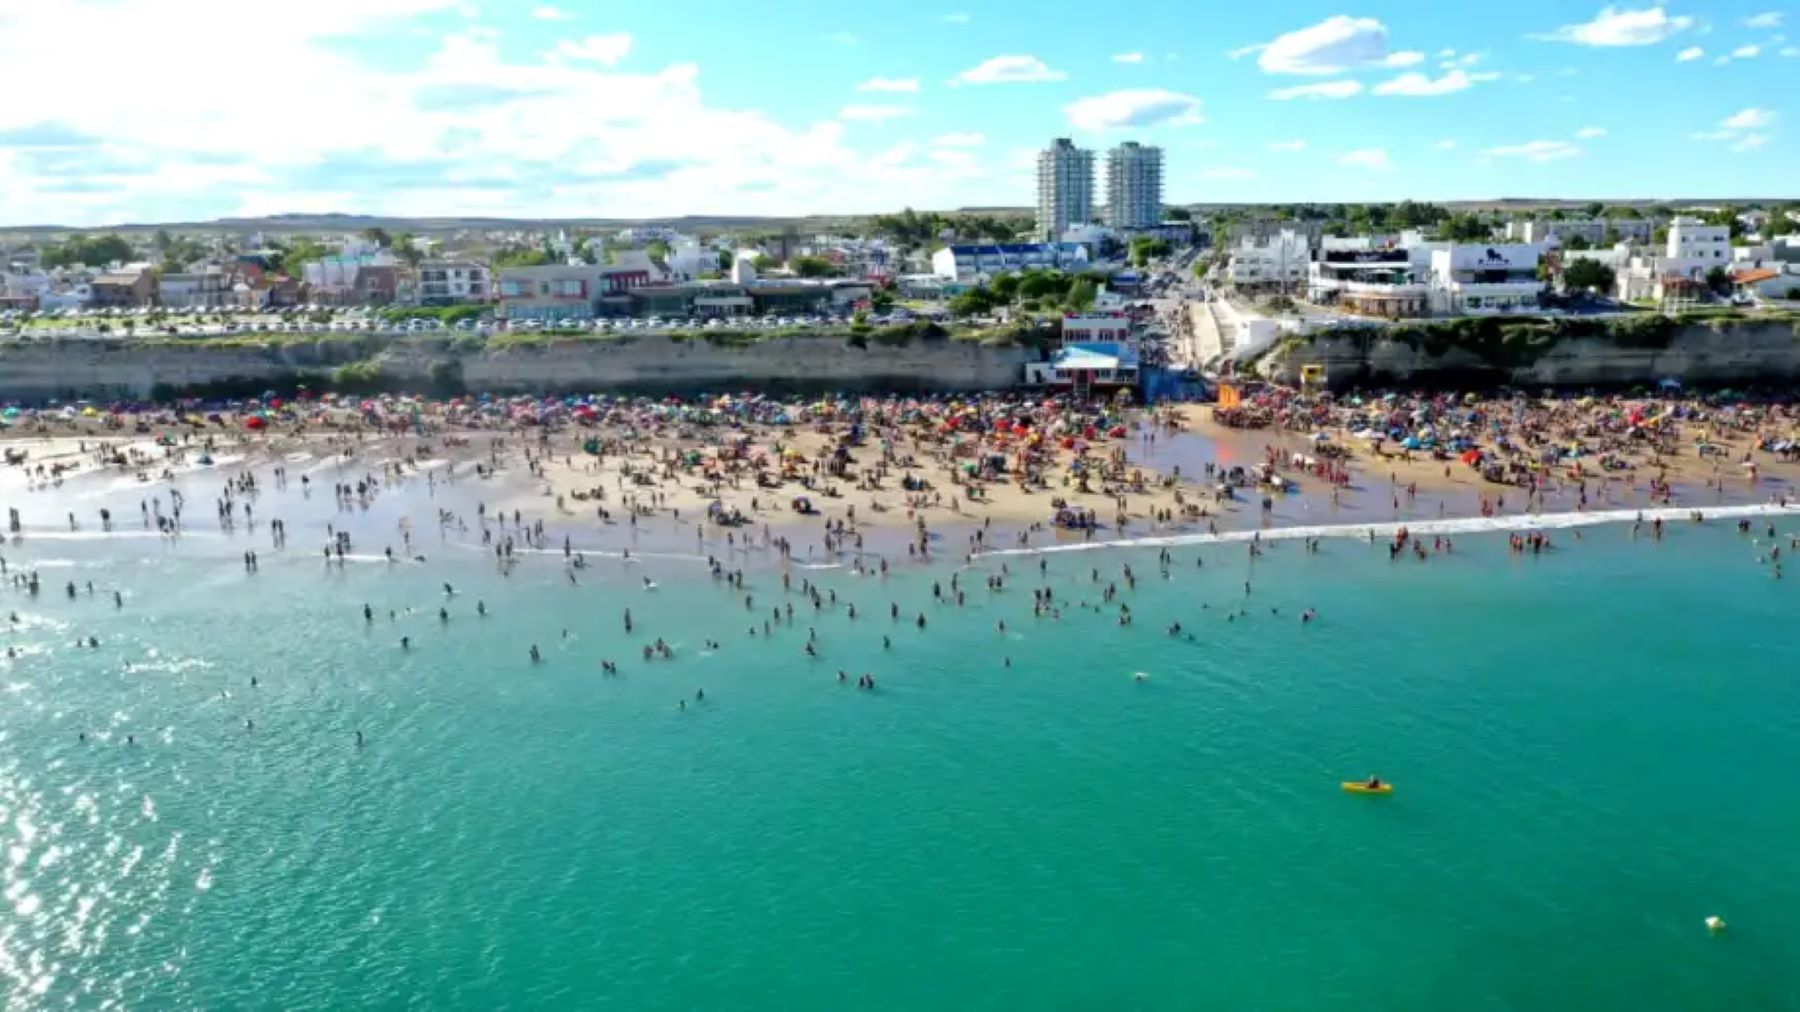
[[1364, 776, 1384, 789]]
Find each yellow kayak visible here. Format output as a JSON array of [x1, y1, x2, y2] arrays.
[[1342, 781, 1393, 794]]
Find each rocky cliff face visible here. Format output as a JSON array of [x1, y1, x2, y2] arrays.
[[0, 335, 1034, 400], [383, 335, 1031, 395], [0, 339, 370, 400], [1258, 320, 1800, 389]]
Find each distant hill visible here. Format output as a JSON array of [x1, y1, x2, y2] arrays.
[[2, 198, 1791, 240]]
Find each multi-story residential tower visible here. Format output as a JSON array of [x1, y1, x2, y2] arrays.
[[1105, 141, 1163, 229], [1036, 137, 1095, 240]]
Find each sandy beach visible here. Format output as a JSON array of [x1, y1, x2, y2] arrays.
[[2, 388, 1797, 572]]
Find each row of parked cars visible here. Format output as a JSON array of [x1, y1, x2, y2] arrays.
[[1, 305, 932, 340]]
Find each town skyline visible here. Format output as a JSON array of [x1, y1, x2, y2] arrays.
[[0, 1, 1792, 227]]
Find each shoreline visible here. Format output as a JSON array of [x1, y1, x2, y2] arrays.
[[974, 501, 1800, 558]]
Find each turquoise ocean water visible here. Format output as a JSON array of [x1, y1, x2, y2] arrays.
[[4, 476, 1800, 1008]]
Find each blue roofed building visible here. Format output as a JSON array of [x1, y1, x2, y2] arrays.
[[1023, 309, 1142, 395], [930, 242, 1090, 283]]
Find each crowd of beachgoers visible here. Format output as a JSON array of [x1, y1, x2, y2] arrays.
[[5, 382, 1800, 740], [3, 382, 1798, 548]]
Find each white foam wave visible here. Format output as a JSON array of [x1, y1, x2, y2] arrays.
[[975, 503, 1800, 559]]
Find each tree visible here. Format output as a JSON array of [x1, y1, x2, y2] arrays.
[[270, 238, 330, 276], [990, 273, 1021, 303], [947, 287, 1000, 317], [1563, 234, 1592, 251], [1704, 265, 1731, 294], [717, 250, 733, 272], [1064, 277, 1097, 311], [1704, 206, 1745, 239], [1562, 258, 1615, 294], [41, 234, 134, 269], [393, 233, 424, 267], [1018, 269, 1072, 302], [647, 240, 670, 266], [1164, 207, 1193, 222], [870, 289, 895, 311], [1439, 214, 1490, 242], [361, 227, 393, 248], [1583, 201, 1605, 219], [751, 254, 776, 271], [492, 247, 553, 269], [791, 256, 837, 278], [1128, 236, 1172, 267], [1390, 200, 1449, 230]]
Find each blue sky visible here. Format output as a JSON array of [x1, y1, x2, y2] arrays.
[[0, 1, 1790, 225]]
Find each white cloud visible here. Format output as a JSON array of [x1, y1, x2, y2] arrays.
[[826, 31, 859, 45], [1433, 139, 1458, 149], [553, 34, 633, 67], [838, 105, 913, 123], [1689, 129, 1735, 140], [1113, 52, 1145, 64], [932, 132, 986, 147], [1722, 107, 1777, 128], [530, 5, 571, 20], [1267, 79, 1364, 100], [856, 77, 919, 93], [1372, 70, 1481, 96], [1266, 140, 1307, 151], [1483, 140, 1583, 161], [0, 0, 1049, 225], [1745, 11, 1784, 28], [1575, 126, 1607, 138], [1227, 43, 1266, 60], [1258, 16, 1390, 74], [942, 12, 970, 23], [1784, 46, 1800, 56], [1533, 6, 1694, 46], [1675, 45, 1705, 61], [1064, 89, 1203, 130], [1731, 44, 1762, 58], [1382, 50, 1425, 67], [1337, 148, 1392, 170], [1732, 133, 1770, 151], [952, 54, 1067, 84], [1202, 167, 1257, 181]]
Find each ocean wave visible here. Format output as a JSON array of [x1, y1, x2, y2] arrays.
[[974, 503, 1800, 559]]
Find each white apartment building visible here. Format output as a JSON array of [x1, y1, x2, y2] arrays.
[[1060, 311, 1134, 344], [1504, 218, 1655, 247], [1104, 141, 1163, 230], [1225, 229, 1311, 289], [930, 242, 1090, 282], [663, 238, 715, 281], [1306, 235, 1436, 317], [1036, 138, 1094, 241], [1665, 216, 1730, 265], [416, 260, 493, 305], [157, 265, 235, 309], [0, 264, 52, 308], [1427, 244, 1543, 314], [1618, 216, 1734, 301]]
